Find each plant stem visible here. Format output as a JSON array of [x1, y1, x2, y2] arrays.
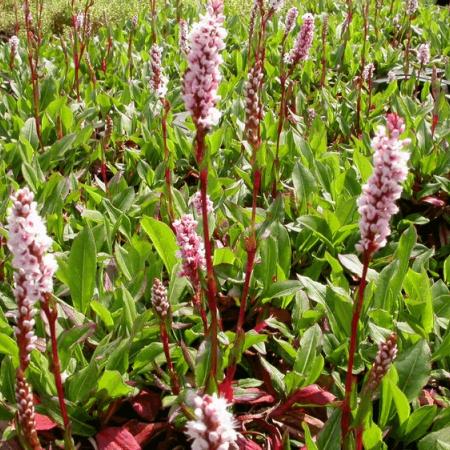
[[160, 321, 180, 394], [355, 0, 369, 135], [161, 99, 175, 222], [42, 295, 73, 447], [341, 250, 370, 442], [196, 131, 219, 385]]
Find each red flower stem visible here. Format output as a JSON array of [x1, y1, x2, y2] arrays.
[[355, 0, 369, 135], [341, 250, 371, 442], [161, 98, 175, 223], [356, 426, 364, 450], [403, 18, 412, 81], [193, 286, 209, 335], [320, 20, 328, 87], [24, 0, 43, 151], [160, 321, 180, 394], [41, 295, 72, 440], [196, 131, 219, 384], [127, 30, 134, 80]]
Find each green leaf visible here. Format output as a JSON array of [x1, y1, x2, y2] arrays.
[[264, 280, 302, 299], [66, 225, 97, 314], [395, 339, 431, 401], [418, 427, 450, 450], [294, 324, 321, 377], [388, 379, 410, 425], [141, 216, 177, 273], [259, 356, 286, 395], [97, 370, 136, 399], [317, 408, 341, 450], [403, 405, 437, 444], [0, 333, 18, 367], [67, 361, 99, 403]]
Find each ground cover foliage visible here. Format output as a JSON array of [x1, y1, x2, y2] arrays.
[[0, 0, 449, 449]]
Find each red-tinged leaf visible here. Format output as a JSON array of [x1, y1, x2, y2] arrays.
[[96, 427, 141, 450], [124, 420, 166, 446], [237, 436, 263, 449], [219, 376, 234, 402], [419, 196, 445, 207], [253, 320, 269, 333], [35, 413, 57, 431], [131, 390, 161, 421], [270, 385, 336, 417], [251, 419, 283, 450], [234, 387, 276, 405]]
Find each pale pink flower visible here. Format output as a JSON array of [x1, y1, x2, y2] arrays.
[[366, 333, 398, 391], [7, 188, 57, 364], [179, 19, 190, 54], [185, 393, 238, 450], [406, 0, 418, 16], [387, 70, 396, 82], [173, 214, 206, 281], [284, 7, 298, 36], [151, 278, 170, 318], [267, 0, 284, 13], [356, 114, 410, 254], [362, 63, 375, 82], [182, 0, 227, 129], [285, 13, 315, 65], [9, 35, 19, 56], [244, 60, 264, 147], [149, 44, 168, 98], [417, 43, 430, 66], [191, 192, 213, 216]]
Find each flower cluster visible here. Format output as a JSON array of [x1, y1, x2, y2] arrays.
[[406, 0, 418, 16], [9, 35, 20, 56], [267, 0, 284, 13], [356, 114, 410, 254], [417, 43, 430, 66], [191, 192, 213, 216], [182, 0, 227, 129], [7, 188, 57, 366], [387, 70, 396, 82], [16, 372, 41, 450], [366, 333, 398, 391], [173, 214, 206, 281], [185, 393, 238, 450], [149, 44, 168, 99], [284, 7, 298, 36], [362, 63, 375, 82], [179, 19, 190, 55], [244, 60, 264, 147], [285, 13, 315, 65], [151, 278, 170, 318]]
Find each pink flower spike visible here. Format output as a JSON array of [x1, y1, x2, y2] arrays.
[[284, 7, 298, 36], [7, 188, 57, 367], [179, 19, 190, 55], [185, 393, 238, 450], [149, 44, 168, 99], [182, 0, 227, 130], [191, 192, 213, 216], [356, 114, 410, 254], [285, 13, 315, 65], [173, 214, 206, 282], [417, 43, 430, 66]]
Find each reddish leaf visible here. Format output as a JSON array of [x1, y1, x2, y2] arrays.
[[234, 388, 276, 405], [131, 390, 161, 421], [35, 413, 57, 431], [124, 420, 166, 446], [237, 436, 263, 449], [270, 385, 336, 417], [420, 196, 445, 207], [219, 376, 234, 402], [253, 320, 269, 333], [96, 427, 141, 450]]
